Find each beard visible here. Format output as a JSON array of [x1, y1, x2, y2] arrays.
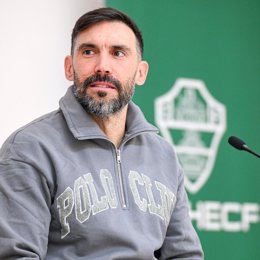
[[73, 73, 135, 118]]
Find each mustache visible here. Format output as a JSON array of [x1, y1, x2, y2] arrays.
[[82, 74, 122, 91]]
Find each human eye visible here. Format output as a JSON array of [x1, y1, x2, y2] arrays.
[[113, 49, 126, 57], [83, 49, 94, 56]]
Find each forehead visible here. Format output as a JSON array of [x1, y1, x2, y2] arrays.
[[74, 21, 137, 49]]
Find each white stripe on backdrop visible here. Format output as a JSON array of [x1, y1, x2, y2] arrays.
[[0, 0, 105, 146]]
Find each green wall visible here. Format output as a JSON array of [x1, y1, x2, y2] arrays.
[[107, 1, 260, 259]]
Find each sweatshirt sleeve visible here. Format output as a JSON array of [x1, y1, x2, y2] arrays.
[[0, 138, 52, 259], [159, 168, 204, 260]]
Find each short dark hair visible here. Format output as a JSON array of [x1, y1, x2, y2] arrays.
[[71, 7, 144, 58]]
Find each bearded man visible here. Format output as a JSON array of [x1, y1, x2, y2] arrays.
[[0, 7, 203, 260]]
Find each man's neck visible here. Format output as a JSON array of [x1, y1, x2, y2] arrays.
[[91, 105, 128, 148]]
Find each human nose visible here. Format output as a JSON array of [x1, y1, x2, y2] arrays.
[[94, 54, 112, 75]]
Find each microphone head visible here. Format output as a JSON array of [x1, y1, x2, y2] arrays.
[[228, 136, 246, 150]]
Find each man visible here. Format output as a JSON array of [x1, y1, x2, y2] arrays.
[[0, 7, 203, 259]]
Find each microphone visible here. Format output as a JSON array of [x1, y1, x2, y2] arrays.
[[228, 136, 260, 158]]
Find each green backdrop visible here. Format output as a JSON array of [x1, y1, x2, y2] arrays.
[[107, 0, 260, 259]]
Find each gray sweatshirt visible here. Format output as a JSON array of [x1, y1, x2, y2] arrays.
[[0, 86, 203, 259]]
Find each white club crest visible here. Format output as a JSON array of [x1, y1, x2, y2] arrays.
[[155, 78, 226, 193]]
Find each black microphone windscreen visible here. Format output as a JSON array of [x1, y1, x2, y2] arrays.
[[228, 136, 246, 150]]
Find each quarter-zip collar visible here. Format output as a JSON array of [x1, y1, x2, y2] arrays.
[[59, 86, 158, 141]]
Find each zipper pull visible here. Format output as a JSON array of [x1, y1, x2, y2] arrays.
[[116, 149, 121, 163]]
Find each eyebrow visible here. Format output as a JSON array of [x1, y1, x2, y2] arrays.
[[112, 45, 132, 53], [77, 43, 96, 52]]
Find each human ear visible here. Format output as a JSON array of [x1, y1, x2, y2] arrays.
[[64, 55, 74, 81], [135, 61, 149, 86]]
